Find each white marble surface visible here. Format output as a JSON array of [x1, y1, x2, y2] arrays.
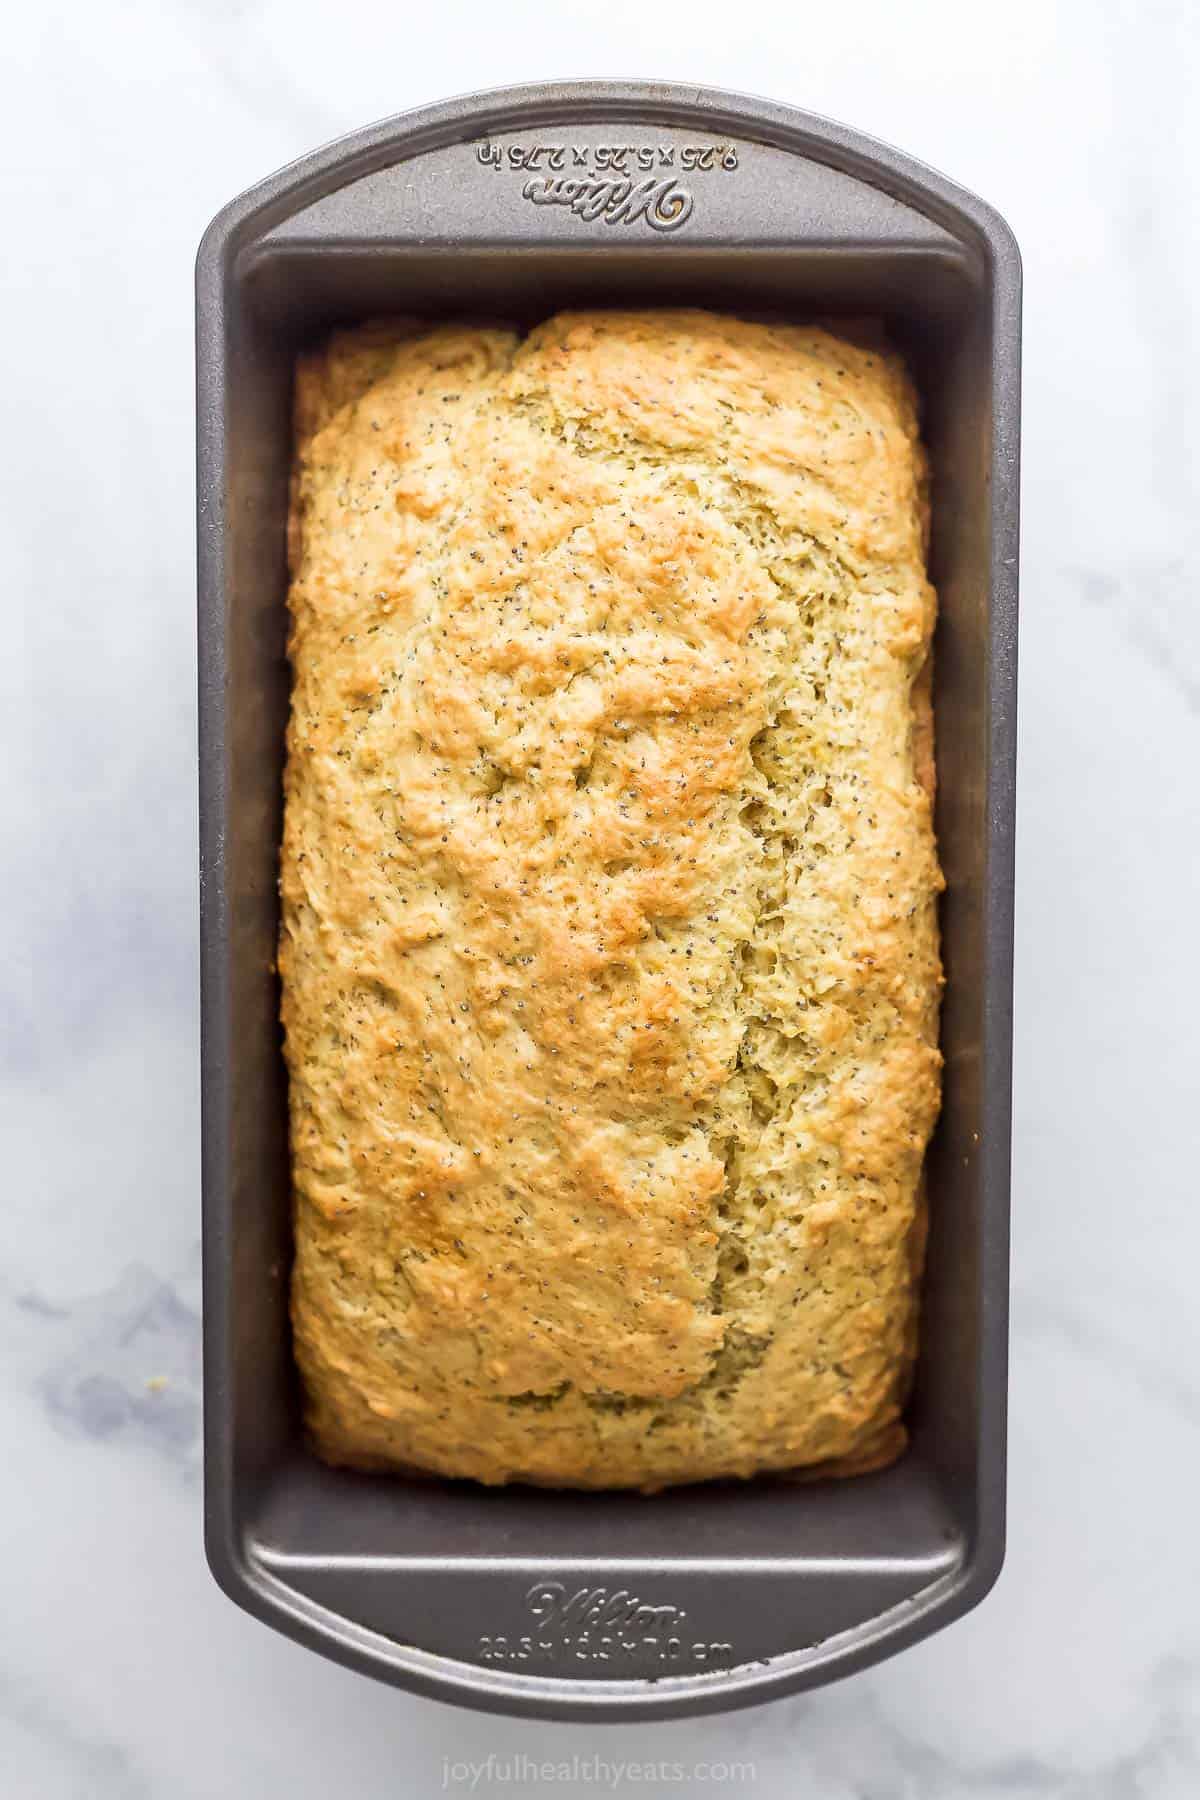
[[5, 0, 1200, 1792]]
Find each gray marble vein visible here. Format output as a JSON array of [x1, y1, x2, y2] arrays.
[[37, 1266, 202, 1466], [4, 0, 1200, 1793], [1072, 565, 1200, 717], [1013, 1285, 1200, 1432], [0, 1669, 154, 1800], [175, 0, 339, 143]]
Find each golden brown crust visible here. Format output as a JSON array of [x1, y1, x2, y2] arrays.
[[281, 310, 943, 1489]]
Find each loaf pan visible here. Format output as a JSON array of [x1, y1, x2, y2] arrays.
[[197, 79, 1020, 1720]]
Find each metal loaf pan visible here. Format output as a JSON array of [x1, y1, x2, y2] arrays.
[[197, 79, 1020, 1720]]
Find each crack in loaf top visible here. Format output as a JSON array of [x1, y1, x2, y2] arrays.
[[280, 309, 943, 1489]]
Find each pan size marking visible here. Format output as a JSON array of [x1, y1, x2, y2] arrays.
[[474, 140, 740, 232], [475, 1580, 735, 1668]]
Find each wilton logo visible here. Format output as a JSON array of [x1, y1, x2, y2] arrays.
[[474, 138, 740, 232], [522, 174, 692, 232], [475, 1580, 734, 1668]]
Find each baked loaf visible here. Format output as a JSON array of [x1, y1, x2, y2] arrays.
[[281, 310, 942, 1489]]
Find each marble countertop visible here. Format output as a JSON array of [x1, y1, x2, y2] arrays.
[[6, 0, 1200, 1793]]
